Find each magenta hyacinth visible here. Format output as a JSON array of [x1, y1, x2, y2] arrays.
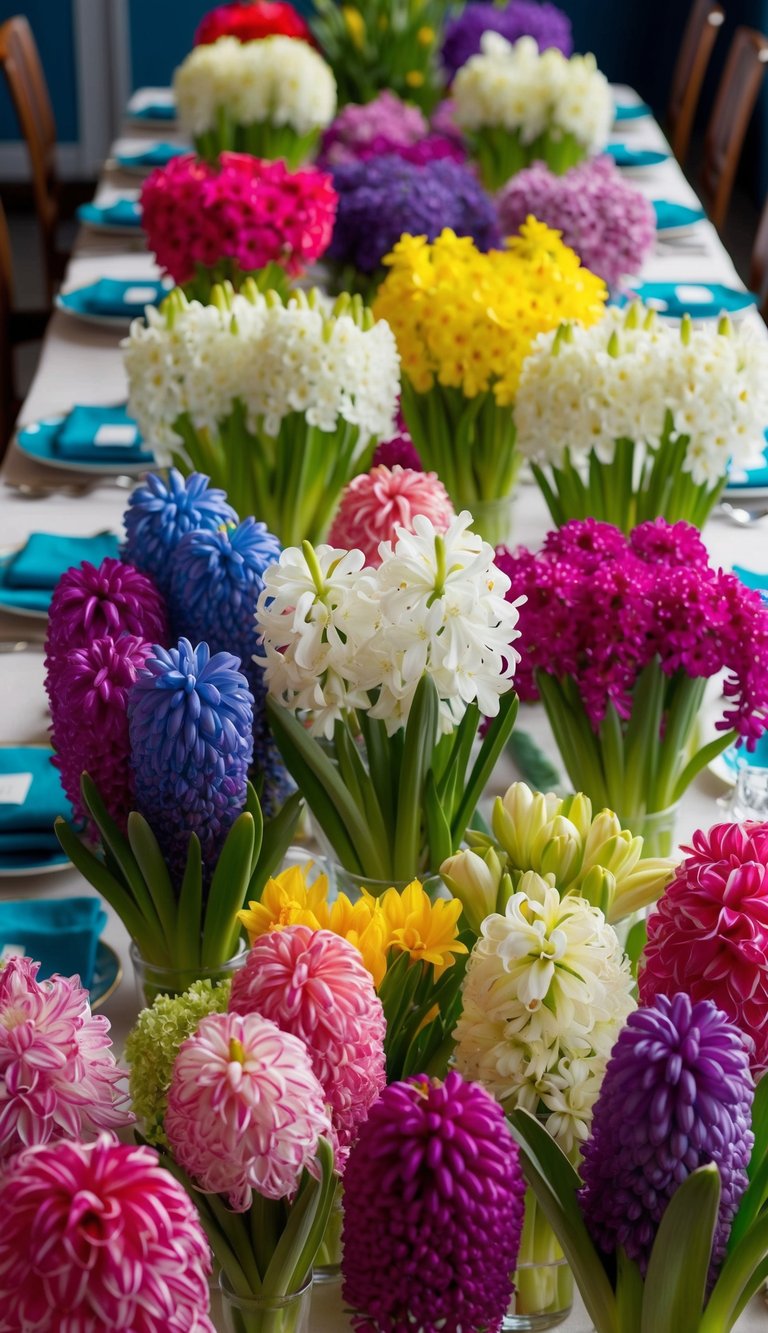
[[45, 556, 167, 674], [229, 926, 386, 1168], [328, 465, 455, 566], [372, 431, 422, 471], [342, 1071, 526, 1332], [580, 993, 754, 1276], [0, 1134, 214, 1332], [640, 822, 768, 1073], [0, 957, 132, 1162], [49, 633, 153, 832], [165, 1009, 331, 1210]]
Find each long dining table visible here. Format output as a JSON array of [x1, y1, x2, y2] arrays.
[[2, 85, 768, 1330]]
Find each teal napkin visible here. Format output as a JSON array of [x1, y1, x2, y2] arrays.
[[118, 142, 187, 168], [55, 404, 147, 461], [4, 532, 119, 592], [606, 144, 668, 168], [83, 278, 166, 317], [0, 898, 106, 988], [624, 282, 756, 320], [615, 102, 651, 122], [130, 101, 176, 121], [734, 566, 768, 597], [728, 438, 768, 489], [78, 198, 142, 228], [652, 199, 706, 231], [0, 748, 72, 839]]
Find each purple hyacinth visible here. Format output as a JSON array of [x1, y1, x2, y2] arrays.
[[128, 639, 254, 883], [342, 1072, 526, 1332], [442, 0, 573, 79], [580, 993, 754, 1277], [122, 470, 238, 598], [168, 519, 290, 814], [372, 432, 423, 472], [328, 155, 500, 275], [51, 635, 153, 834], [319, 91, 463, 168]]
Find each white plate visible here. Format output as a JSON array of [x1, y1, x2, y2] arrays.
[[79, 219, 146, 239], [0, 854, 71, 879], [54, 296, 136, 330]]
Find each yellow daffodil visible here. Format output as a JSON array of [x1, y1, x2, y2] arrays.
[[238, 865, 329, 941], [342, 6, 366, 49], [326, 893, 390, 989], [372, 880, 468, 977]]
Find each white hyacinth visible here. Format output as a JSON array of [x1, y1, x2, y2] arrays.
[[122, 287, 400, 464], [453, 33, 612, 154], [173, 36, 337, 138], [256, 512, 522, 739], [453, 872, 635, 1155], [514, 305, 768, 486]]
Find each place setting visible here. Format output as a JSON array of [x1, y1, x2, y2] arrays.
[[55, 276, 171, 328]]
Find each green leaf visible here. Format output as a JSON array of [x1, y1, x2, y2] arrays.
[[616, 1250, 643, 1333], [671, 729, 736, 805], [249, 790, 303, 898], [507, 729, 562, 791], [624, 920, 647, 978], [201, 812, 255, 967], [641, 1165, 720, 1333], [333, 718, 391, 869], [393, 675, 439, 881], [126, 813, 178, 951], [701, 1211, 768, 1333], [727, 1074, 768, 1252], [244, 782, 264, 875], [599, 702, 625, 795], [424, 769, 454, 869], [80, 774, 166, 942], [54, 818, 156, 955], [451, 691, 519, 844], [176, 833, 203, 969]]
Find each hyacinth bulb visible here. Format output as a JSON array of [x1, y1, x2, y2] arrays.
[[122, 469, 238, 597], [580, 993, 754, 1276], [342, 1071, 526, 1332], [50, 634, 153, 833], [128, 638, 253, 883]]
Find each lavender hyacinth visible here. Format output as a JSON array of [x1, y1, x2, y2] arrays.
[[580, 993, 754, 1276], [328, 155, 500, 277], [442, 1, 573, 79], [123, 471, 237, 598], [128, 639, 254, 883]]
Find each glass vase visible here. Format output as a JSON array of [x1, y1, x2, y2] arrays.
[[130, 939, 247, 1007], [504, 1190, 573, 1331], [313, 1185, 344, 1284], [621, 803, 680, 859], [470, 494, 516, 548], [321, 857, 442, 904], [219, 1273, 312, 1333]]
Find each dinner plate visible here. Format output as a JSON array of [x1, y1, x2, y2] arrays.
[[90, 941, 122, 1010], [16, 416, 153, 476], [0, 849, 71, 877], [114, 143, 189, 174], [55, 281, 167, 329], [620, 282, 757, 320], [606, 144, 670, 171], [653, 199, 707, 237], [77, 201, 143, 237]]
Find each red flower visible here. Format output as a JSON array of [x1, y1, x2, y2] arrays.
[[194, 1, 314, 47]]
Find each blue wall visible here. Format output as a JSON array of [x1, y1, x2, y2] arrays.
[[128, 0, 211, 88], [0, 1, 78, 141]]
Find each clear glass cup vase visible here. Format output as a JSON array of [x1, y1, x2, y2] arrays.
[[503, 1189, 573, 1331], [130, 939, 247, 1007], [219, 1273, 312, 1333]]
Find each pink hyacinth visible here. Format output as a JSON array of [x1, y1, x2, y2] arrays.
[[640, 821, 768, 1072], [0, 1134, 213, 1332], [0, 957, 132, 1162], [140, 153, 338, 286], [229, 926, 386, 1166], [328, 465, 455, 566], [165, 1010, 331, 1210]]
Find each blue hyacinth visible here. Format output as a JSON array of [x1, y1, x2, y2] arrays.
[[169, 519, 290, 814], [128, 638, 254, 884], [122, 470, 238, 597]]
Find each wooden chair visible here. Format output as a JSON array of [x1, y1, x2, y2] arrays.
[[700, 27, 768, 232], [750, 195, 768, 321], [667, 0, 725, 164], [0, 198, 49, 458], [0, 15, 67, 303]]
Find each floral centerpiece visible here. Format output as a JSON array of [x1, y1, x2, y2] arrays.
[[441, 0, 573, 80], [257, 513, 522, 882], [140, 154, 337, 301], [497, 157, 656, 288], [373, 221, 607, 544], [123, 283, 400, 546], [174, 36, 337, 166], [194, 0, 315, 46], [515, 304, 768, 530], [311, 0, 444, 112], [326, 154, 499, 298], [453, 34, 612, 188], [497, 519, 768, 851], [318, 90, 463, 166]]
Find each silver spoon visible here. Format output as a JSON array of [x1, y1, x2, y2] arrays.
[[719, 502, 768, 526]]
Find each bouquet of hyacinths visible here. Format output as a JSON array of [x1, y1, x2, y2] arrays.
[[318, 90, 463, 167], [442, 780, 675, 933], [510, 992, 768, 1333], [238, 865, 471, 1080], [373, 222, 607, 544], [174, 36, 337, 167], [516, 305, 768, 530], [453, 34, 612, 188], [454, 873, 635, 1322], [140, 154, 337, 302], [497, 520, 768, 852], [257, 514, 522, 882], [123, 283, 400, 547], [311, 0, 444, 112], [441, 0, 573, 79]]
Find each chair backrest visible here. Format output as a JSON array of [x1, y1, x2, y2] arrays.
[[701, 27, 768, 232], [0, 16, 58, 300], [668, 0, 724, 163], [0, 198, 16, 458], [750, 194, 768, 321]]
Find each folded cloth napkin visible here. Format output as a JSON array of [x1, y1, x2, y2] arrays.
[[652, 199, 706, 230], [728, 442, 768, 489], [130, 101, 176, 121], [3, 532, 119, 595], [614, 102, 651, 121], [0, 898, 106, 988], [79, 198, 142, 227], [605, 144, 668, 168], [0, 748, 73, 848], [82, 278, 167, 317], [54, 404, 147, 462], [118, 142, 186, 168], [733, 565, 768, 597]]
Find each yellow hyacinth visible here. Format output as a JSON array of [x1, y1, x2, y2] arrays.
[[372, 880, 468, 977], [373, 219, 607, 405], [342, 5, 366, 48]]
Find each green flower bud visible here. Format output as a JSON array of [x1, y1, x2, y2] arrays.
[[440, 847, 502, 935]]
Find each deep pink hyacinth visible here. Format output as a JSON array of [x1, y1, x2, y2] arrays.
[[328, 465, 455, 566], [342, 1072, 526, 1332], [141, 153, 337, 286], [0, 957, 132, 1162], [319, 92, 463, 168], [0, 1134, 213, 1332], [640, 822, 768, 1072], [45, 556, 167, 673], [49, 634, 152, 833], [229, 926, 386, 1168], [165, 1010, 331, 1210]]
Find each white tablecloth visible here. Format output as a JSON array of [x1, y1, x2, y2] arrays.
[[2, 90, 767, 1330]]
